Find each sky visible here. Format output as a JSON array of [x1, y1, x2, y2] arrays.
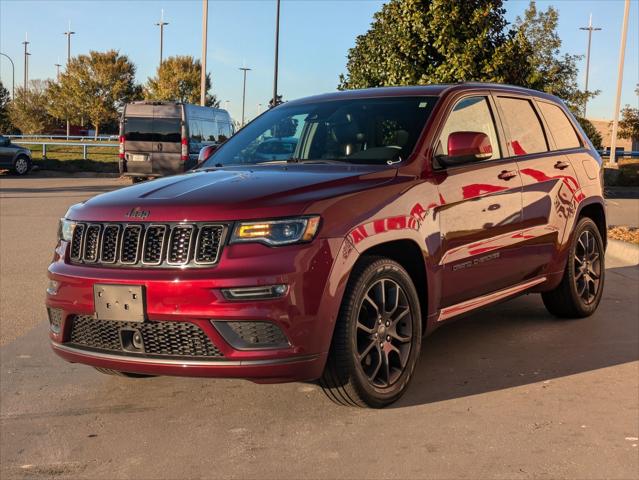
[[0, 0, 637, 123]]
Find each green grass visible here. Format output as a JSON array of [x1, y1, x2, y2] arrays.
[[16, 142, 119, 173]]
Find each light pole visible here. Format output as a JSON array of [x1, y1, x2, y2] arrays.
[[609, 0, 631, 166], [156, 9, 169, 69], [272, 0, 280, 107], [200, 0, 208, 106], [239, 67, 251, 127], [55, 63, 62, 80], [64, 22, 76, 139], [22, 33, 29, 90], [0, 52, 15, 98], [579, 14, 602, 117]]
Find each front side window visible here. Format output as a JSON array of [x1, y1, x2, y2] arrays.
[[497, 97, 548, 156], [537, 101, 581, 150], [200, 96, 436, 167], [436, 96, 501, 160]]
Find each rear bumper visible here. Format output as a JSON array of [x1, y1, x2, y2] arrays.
[[51, 342, 326, 383]]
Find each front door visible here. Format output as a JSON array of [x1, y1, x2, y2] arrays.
[[433, 95, 524, 308]]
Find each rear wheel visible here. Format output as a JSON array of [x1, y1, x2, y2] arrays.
[[94, 367, 155, 378], [12, 155, 30, 175], [542, 217, 605, 318], [320, 257, 422, 408]]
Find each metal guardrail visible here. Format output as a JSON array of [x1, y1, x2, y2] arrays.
[[598, 150, 639, 158], [7, 134, 117, 142], [12, 140, 119, 160]]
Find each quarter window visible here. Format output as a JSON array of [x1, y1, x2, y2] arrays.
[[538, 101, 581, 150], [497, 97, 548, 156], [437, 96, 500, 161]]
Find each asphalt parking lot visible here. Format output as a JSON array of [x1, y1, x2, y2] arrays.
[[1, 175, 638, 479]]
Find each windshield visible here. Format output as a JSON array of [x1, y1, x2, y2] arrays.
[[201, 96, 437, 167]]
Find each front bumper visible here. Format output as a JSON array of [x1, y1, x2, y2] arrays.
[[47, 237, 345, 382]]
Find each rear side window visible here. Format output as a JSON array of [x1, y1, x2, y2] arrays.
[[538, 101, 581, 150], [496, 97, 548, 156]]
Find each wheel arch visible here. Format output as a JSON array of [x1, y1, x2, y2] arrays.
[[577, 198, 607, 248]]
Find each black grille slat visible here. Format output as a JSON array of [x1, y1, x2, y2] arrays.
[[68, 315, 223, 358], [168, 226, 194, 265], [120, 225, 143, 264], [195, 225, 224, 264], [143, 225, 167, 265], [100, 225, 120, 263], [70, 224, 85, 260], [68, 222, 225, 268], [83, 225, 102, 262]]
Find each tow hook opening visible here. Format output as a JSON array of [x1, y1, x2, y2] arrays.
[[120, 328, 145, 353]]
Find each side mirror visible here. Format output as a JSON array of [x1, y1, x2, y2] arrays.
[[438, 131, 492, 167], [198, 144, 218, 164]]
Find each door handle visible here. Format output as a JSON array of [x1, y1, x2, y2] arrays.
[[554, 160, 570, 170], [498, 170, 518, 180]]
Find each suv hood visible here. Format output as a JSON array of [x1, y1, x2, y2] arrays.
[[67, 165, 397, 222]]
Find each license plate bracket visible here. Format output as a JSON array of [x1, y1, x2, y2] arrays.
[[94, 284, 145, 322]]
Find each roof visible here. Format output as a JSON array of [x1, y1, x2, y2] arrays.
[[286, 82, 562, 106]]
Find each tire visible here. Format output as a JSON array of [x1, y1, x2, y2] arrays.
[[12, 155, 31, 176], [132, 177, 145, 184], [94, 367, 155, 378], [320, 256, 422, 408], [542, 217, 605, 318]]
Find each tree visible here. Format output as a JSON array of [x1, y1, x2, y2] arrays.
[[515, 1, 595, 114], [48, 50, 138, 138], [339, 0, 592, 116], [8, 80, 54, 134], [577, 117, 602, 150], [339, 0, 531, 90], [145, 56, 219, 107], [0, 80, 13, 133], [618, 105, 639, 143]]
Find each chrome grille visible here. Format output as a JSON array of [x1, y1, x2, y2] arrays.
[[68, 222, 225, 268]]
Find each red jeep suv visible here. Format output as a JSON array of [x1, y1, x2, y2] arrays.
[[47, 84, 606, 407]]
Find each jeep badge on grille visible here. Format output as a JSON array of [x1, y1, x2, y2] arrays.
[[125, 207, 150, 219]]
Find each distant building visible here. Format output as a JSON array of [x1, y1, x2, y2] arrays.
[[587, 118, 637, 152]]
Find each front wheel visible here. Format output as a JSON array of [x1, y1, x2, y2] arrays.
[[320, 257, 422, 408], [12, 156, 31, 175], [542, 217, 605, 318]]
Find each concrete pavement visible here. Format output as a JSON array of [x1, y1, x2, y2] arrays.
[[1, 176, 638, 479]]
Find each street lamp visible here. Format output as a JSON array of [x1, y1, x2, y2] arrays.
[[272, 0, 280, 107], [55, 62, 62, 80], [64, 22, 76, 139], [156, 9, 169, 69], [579, 14, 602, 117], [22, 33, 30, 90], [0, 52, 15, 98], [200, 0, 208, 106], [239, 67, 251, 127]]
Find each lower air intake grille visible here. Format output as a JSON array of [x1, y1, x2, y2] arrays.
[[213, 321, 290, 350], [68, 315, 224, 358]]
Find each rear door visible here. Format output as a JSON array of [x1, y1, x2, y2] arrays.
[[152, 105, 183, 174], [494, 95, 579, 278], [123, 113, 155, 175], [434, 94, 525, 307]]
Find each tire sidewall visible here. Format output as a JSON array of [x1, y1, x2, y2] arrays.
[[346, 260, 422, 405], [566, 218, 605, 316]]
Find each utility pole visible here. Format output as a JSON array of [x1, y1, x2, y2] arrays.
[[609, 0, 631, 166], [156, 9, 168, 69], [64, 21, 76, 139], [272, 0, 280, 107], [0, 52, 15, 98], [22, 33, 29, 90], [579, 14, 602, 117], [200, 0, 208, 106], [239, 67, 251, 127]]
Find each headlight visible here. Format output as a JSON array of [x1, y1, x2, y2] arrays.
[[230, 216, 321, 246], [57, 218, 76, 242]]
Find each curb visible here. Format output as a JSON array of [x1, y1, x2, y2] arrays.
[[27, 170, 121, 179], [607, 239, 639, 266]]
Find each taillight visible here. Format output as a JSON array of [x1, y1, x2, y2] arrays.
[[119, 135, 125, 159], [181, 137, 188, 161]]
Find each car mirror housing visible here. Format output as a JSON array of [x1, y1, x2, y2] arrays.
[[438, 131, 492, 167]]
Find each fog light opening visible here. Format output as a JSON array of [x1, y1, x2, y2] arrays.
[[221, 284, 288, 301], [47, 308, 63, 334]]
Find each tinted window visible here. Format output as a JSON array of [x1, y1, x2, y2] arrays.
[[218, 122, 231, 142], [437, 96, 500, 160], [124, 117, 181, 143], [497, 97, 547, 156], [201, 96, 436, 167], [538, 101, 581, 150]]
